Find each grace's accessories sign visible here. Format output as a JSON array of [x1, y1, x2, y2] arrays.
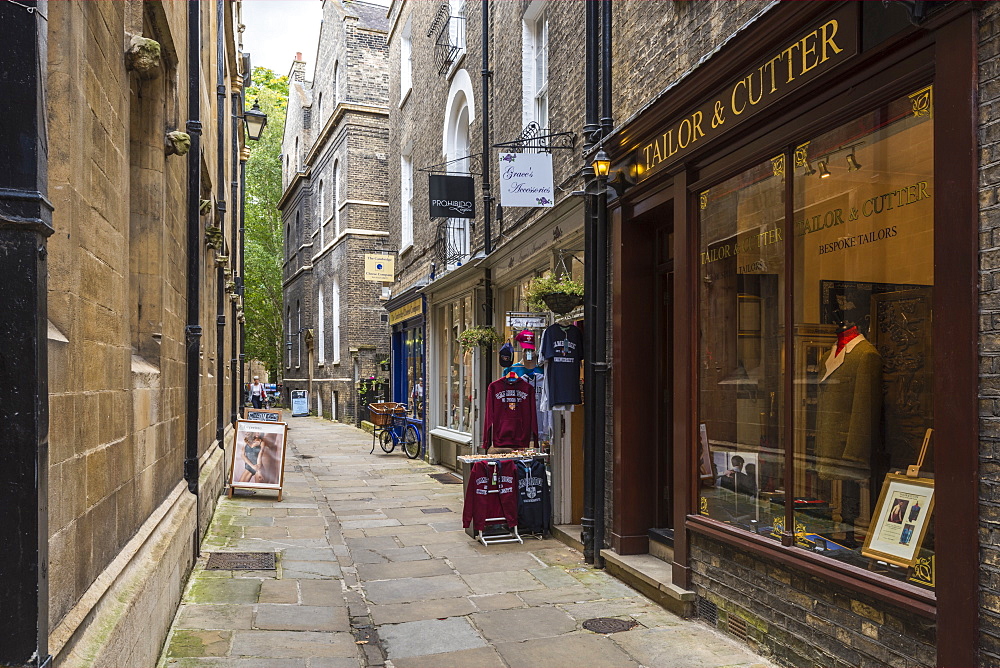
[[499, 153, 554, 208], [429, 174, 476, 219], [635, 6, 857, 181]]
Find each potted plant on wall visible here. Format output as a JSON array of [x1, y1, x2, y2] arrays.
[[524, 274, 585, 314], [457, 325, 503, 351]]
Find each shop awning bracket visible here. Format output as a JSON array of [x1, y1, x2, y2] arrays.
[[494, 122, 577, 153], [417, 153, 483, 176]]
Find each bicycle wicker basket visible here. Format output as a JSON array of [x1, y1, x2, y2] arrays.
[[369, 402, 406, 426]]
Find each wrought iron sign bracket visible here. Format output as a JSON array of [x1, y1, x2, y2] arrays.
[[494, 122, 577, 153], [417, 153, 483, 176]]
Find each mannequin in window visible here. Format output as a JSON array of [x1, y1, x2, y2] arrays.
[[815, 319, 883, 538]]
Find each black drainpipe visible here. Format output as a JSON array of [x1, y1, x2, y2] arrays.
[[231, 62, 242, 427], [215, 0, 227, 449], [481, 0, 494, 381], [581, 0, 600, 565], [0, 2, 52, 663], [184, 0, 203, 513], [592, 0, 613, 570]]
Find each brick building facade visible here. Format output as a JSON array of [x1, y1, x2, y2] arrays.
[[0, 1, 249, 664], [386, 0, 994, 665], [279, 1, 391, 424]]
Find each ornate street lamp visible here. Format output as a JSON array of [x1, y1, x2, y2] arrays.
[[243, 99, 268, 141]]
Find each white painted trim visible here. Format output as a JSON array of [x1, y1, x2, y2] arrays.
[[339, 199, 390, 209], [442, 69, 476, 151], [429, 426, 473, 445]]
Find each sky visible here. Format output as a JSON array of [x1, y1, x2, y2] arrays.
[[241, 0, 324, 81]]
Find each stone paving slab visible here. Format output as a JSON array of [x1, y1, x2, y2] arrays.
[[160, 417, 776, 668], [379, 618, 486, 659]]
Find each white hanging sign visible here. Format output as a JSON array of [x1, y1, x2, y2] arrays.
[[498, 152, 554, 207]]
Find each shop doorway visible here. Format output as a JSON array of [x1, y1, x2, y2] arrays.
[[654, 252, 674, 530]]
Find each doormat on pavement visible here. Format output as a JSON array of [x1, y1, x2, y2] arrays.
[[429, 473, 462, 484], [205, 552, 276, 570], [582, 617, 639, 634]]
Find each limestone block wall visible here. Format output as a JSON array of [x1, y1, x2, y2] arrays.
[[43, 1, 242, 664]]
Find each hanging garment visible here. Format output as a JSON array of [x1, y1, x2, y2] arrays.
[[815, 335, 882, 480], [462, 460, 519, 531], [540, 323, 584, 405], [522, 369, 551, 441], [482, 377, 539, 450], [516, 458, 551, 534]]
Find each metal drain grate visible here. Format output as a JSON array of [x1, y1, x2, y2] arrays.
[[206, 552, 275, 570], [727, 614, 750, 642], [420, 507, 453, 514], [429, 473, 462, 484], [698, 598, 718, 625], [582, 617, 638, 634]]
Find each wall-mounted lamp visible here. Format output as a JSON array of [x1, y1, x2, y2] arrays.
[[818, 159, 831, 178], [592, 149, 611, 179], [243, 99, 268, 141], [803, 161, 817, 176], [846, 149, 862, 172]]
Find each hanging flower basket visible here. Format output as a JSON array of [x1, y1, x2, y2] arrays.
[[540, 292, 584, 314], [457, 325, 503, 351], [525, 275, 585, 313]]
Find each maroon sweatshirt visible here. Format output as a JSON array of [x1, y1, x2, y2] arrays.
[[462, 459, 519, 531], [482, 377, 539, 450]]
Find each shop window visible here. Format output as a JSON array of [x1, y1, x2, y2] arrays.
[[405, 326, 424, 415], [698, 89, 934, 587], [438, 295, 474, 432]]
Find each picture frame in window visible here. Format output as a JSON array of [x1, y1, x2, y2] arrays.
[[229, 419, 289, 501], [861, 472, 934, 567]]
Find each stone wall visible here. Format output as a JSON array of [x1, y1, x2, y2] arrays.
[[44, 0, 242, 664]]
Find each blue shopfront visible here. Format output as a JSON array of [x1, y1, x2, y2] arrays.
[[387, 292, 426, 450]]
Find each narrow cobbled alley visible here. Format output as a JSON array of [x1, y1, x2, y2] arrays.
[[159, 418, 775, 668]]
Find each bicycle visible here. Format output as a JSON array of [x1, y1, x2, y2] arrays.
[[368, 402, 421, 459]]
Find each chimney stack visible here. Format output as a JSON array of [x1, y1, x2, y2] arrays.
[[290, 52, 306, 82]]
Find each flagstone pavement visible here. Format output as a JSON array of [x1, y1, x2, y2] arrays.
[[159, 417, 776, 668]]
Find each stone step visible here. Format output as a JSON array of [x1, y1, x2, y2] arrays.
[[599, 549, 696, 619]]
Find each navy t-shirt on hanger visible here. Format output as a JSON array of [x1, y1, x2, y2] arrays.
[[539, 323, 583, 405]]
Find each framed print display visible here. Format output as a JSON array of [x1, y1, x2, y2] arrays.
[[243, 407, 283, 422], [861, 473, 934, 567], [229, 419, 289, 500]]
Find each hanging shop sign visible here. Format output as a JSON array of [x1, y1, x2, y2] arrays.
[[506, 312, 548, 329], [429, 174, 476, 218], [635, 5, 857, 181], [498, 152, 554, 207], [364, 253, 395, 281], [389, 298, 423, 325]]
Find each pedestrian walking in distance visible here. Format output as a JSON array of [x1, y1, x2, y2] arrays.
[[249, 376, 266, 409]]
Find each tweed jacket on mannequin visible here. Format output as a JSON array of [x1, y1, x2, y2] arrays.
[[815, 335, 883, 480]]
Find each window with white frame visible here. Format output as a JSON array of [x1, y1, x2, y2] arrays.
[[287, 308, 292, 368], [318, 179, 325, 248], [333, 61, 340, 104], [437, 294, 474, 433], [333, 160, 340, 236], [317, 284, 325, 363], [523, 4, 548, 130], [401, 152, 413, 249], [449, 0, 466, 54], [444, 93, 471, 268], [400, 18, 413, 102], [296, 301, 301, 367], [332, 278, 341, 364]]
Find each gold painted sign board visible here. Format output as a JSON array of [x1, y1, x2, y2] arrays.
[[635, 6, 858, 181], [364, 253, 395, 281], [389, 299, 423, 325]]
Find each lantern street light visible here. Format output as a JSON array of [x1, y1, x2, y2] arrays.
[[243, 99, 268, 141], [592, 149, 611, 179]]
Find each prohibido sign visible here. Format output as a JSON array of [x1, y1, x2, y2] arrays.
[[429, 174, 476, 219]]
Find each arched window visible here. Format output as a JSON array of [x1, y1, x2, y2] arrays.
[[318, 179, 325, 248], [295, 137, 299, 171], [332, 278, 341, 364], [286, 307, 292, 368], [318, 284, 325, 363], [443, 71, 475, 268], [317, 92, 323, 127], [296, 300, 302, 367], [332, 160, 341, 236], [333, 61, 340, 104]]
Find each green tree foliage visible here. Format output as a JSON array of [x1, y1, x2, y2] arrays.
[[244, 67, 288, 378]]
